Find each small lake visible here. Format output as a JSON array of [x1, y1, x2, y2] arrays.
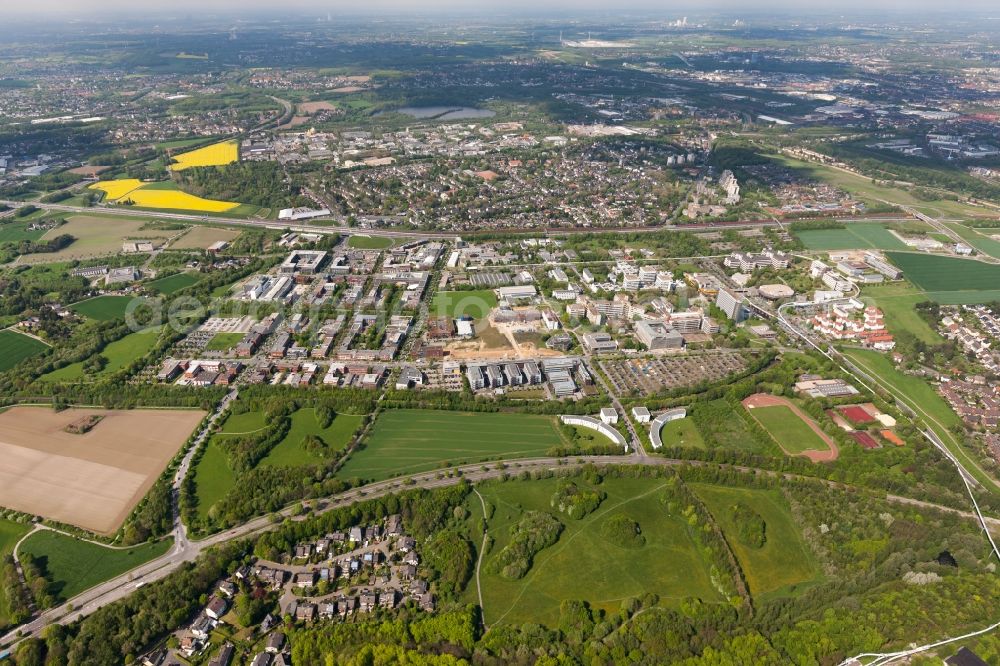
[[377, 106, 496, 120]]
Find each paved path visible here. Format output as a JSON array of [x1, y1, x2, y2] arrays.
[[4, 453, 994, 648]]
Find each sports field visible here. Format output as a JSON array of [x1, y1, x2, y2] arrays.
[[795, 223, 908, 251], [18, 531, 170, 601], [169, 140, 239, 171], [884, 252, 1000, 302], [0, 329, 49, 371], [70, 295, 137, 321], [742, 394, 836, 462], [430, 290, 498, 319], [22, 216, 177, 264], [146, 272, 200, 294], [468, 476, 723, 627], [841, 348, 1000, 494], [691, 484, 821, 600], [338, 409, 561, 480], [0, 406, 204, 533], [348, 235, 394, 249]]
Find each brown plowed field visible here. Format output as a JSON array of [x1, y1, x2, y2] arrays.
[[0, 407, 204, 534]]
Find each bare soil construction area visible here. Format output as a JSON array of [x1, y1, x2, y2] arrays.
[[0, 407, 205, 534]]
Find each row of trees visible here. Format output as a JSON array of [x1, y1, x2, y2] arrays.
[[7, 462, 1000, 665]]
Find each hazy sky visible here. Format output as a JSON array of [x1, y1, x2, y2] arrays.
[[2, 0, 999, 16]]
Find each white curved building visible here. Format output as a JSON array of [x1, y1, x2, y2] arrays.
[[560, 415, 628, 450], [650, 408, 688, 450]]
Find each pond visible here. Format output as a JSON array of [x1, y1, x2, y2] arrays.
[[377, 105, 496, 120]]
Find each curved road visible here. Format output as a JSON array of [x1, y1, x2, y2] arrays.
[[3, 454, 997, 649]]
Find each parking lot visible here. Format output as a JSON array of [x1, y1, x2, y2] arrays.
[[601, 352, 749, 396]]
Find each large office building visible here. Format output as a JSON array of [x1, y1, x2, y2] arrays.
[[863, 252, 903, 280], [716, 288, 748, 322], [635, 321, 685, 350], [581, 332, 619, 354], [279, 250, 327, 276]]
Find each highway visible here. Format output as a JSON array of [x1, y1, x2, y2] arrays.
[[4, 451, 998, 650], [0, 198, 925, 243]]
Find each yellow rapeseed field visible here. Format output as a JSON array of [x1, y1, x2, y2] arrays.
[[123, 189, 239, 213], [89, 179, 143, 201], [169, 140, 239, 171]]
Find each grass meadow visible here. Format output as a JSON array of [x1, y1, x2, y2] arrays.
[[146, 272, 200, 295], [259, 409, 364, 468], [467, 476, 723, 627], [347, 235, 395, 249], [430, 290, 498, 320], [691, 484, 822, 600], [18, 531, 170, 602], [40, 327, 160, 383], [339, 409, 562, 481]]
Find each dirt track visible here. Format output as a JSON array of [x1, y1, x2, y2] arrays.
[[742, 393, 840, 463]]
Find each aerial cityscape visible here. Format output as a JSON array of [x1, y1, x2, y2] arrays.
[[2, 2, 1000, 664]]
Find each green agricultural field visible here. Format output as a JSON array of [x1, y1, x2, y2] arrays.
[[795, 223, 908, 251], [862, 283, 942, 345], [18, 531, 171, 602], [658, 417, 705, 449], [747, 405, 830, 454], [468, 476, 723, 627], [692, 485, 821, 600], [146, 271, 200, 295], [70, 295, 138, 321], [204, 332, 243, 352], [842, 348, 1000, 494], [0, 518, 31, 629], [40, 327, 160, 382], [192, 439, 236, 520], [0, 329, 49, 371], [348, 235, 395, 249], [430, 290, 498, 319], [885, 252, 1000, 299], [339, 409, 562, 481], [259, 409, 364, 468]]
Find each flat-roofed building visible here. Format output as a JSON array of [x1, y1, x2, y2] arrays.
[[635, 320, 684, 350]]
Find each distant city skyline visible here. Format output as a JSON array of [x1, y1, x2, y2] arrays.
[[2, 0, 1000, 17]]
